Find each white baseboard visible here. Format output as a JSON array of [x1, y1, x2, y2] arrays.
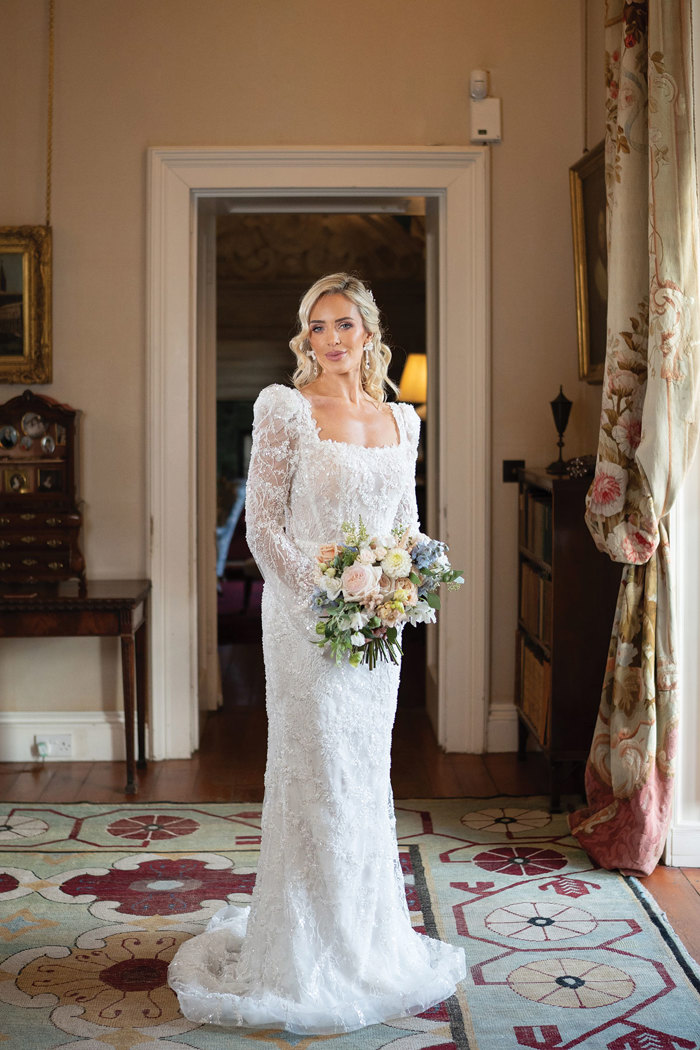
[[0, 711, 146, 763], [486, 701, 519, 752], [665, 822, 700, 867]]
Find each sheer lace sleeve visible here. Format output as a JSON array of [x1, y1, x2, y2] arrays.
[[245, 385, 316, 603], [393, 403, 422, 534]]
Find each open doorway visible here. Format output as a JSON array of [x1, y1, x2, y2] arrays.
[[147, 147, 489, 762], [208, 203, 430, 726]]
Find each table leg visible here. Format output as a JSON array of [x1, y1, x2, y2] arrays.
[[135, 615, 148, 770], [517, 716, 528, 761], [121, 632, 137, 794]]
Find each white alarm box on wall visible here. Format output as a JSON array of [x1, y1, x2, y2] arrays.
[[470, 97, 502, 144]]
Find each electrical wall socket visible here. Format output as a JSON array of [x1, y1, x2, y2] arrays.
[[35, 733, 73, 758]]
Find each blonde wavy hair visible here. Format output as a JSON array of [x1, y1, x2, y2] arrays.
[[289, 273, 398, 403]]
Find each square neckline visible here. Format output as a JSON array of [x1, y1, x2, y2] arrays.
[[294, 388, 403, 451]]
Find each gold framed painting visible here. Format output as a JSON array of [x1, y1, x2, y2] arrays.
[[0, 226, 52, 384], [569, 141, 607, 384]]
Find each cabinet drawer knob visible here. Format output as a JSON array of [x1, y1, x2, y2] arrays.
[[21, 559, 38, 567], [20, 513, 36, 521], [0, 541, 9, 549], [0, 518, 9, 527], [46, 517, 62, 526], [46, 539, 62, 548], [0, 561, 10, 570], [48, 561, 64, 570], [21, 536, 37, 544]]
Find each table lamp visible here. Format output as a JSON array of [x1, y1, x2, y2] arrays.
[[398, 353, 427, 420]]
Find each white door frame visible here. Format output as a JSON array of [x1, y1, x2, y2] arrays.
[[146, 147, 490, 760]]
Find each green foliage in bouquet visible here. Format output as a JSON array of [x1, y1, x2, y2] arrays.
[[314, 608, 402, 669]]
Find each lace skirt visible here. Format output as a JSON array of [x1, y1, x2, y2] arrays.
[[167, 581, 466, 1033]]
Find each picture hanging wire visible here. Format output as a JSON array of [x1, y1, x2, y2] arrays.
[[46, 0, 55, 227]]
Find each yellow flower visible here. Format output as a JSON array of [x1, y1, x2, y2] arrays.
[[395, 577, 418, 605]]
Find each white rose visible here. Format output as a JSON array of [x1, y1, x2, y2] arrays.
[[357, 547, 376, 565], [322, 575, 342, 599]]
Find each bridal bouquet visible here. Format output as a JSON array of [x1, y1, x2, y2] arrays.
[[310, 518, 463, 669]]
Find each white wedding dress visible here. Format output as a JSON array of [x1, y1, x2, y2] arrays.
[[168, 384, 466, 1034]]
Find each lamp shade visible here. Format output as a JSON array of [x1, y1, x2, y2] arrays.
[[398, 353, 427, 404]]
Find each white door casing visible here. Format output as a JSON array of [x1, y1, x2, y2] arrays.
[[196, 201, 221, 712], [146, 147, 490, 760]]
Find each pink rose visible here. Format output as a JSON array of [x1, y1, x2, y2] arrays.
[[608, 370, 638, 398], [318, 543, 340, 564], [609, 521, 657, 564], [611, 415, 642, 458], [588, 461, 628, 516], [357, 547, 376, 565], [340, 562, 381, 604], [377, 572, 394, 599], [369, 538, 388, 560]]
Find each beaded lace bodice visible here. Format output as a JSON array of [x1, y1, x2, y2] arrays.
[[245, 384, 422, 604]]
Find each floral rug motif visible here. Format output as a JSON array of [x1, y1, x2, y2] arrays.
[[0, 798, 697, 1049]]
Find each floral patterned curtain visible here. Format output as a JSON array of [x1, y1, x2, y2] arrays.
[[568, 0, 700, 876]]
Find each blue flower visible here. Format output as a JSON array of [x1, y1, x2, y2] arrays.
[[310, 589, 326, 610], [412, 539, 446, 570]]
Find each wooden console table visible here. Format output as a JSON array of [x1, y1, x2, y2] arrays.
[[0, 579, 150, 794]]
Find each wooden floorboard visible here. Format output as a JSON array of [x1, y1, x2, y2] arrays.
[[682, 867, 700, 895], [639, 866, 700, 965], [1, 703, 698, 965]]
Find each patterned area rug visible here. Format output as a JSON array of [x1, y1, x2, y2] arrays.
[[0, 798, 698, 1049]]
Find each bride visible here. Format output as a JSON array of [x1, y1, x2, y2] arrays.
[[168, 273, 466, 1034]]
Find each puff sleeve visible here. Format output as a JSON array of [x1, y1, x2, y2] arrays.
[[245, 385, 316, 604], [392, 403, 422, 535]]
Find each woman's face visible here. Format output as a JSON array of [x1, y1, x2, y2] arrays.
[[307, 293, 369, 377]]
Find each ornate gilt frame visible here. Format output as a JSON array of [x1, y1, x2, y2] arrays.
[[569, 141, 606, 384], [0, 226, 52, 384]]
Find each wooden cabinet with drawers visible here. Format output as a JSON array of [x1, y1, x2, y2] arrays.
[[0, 389, 85, 588]]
